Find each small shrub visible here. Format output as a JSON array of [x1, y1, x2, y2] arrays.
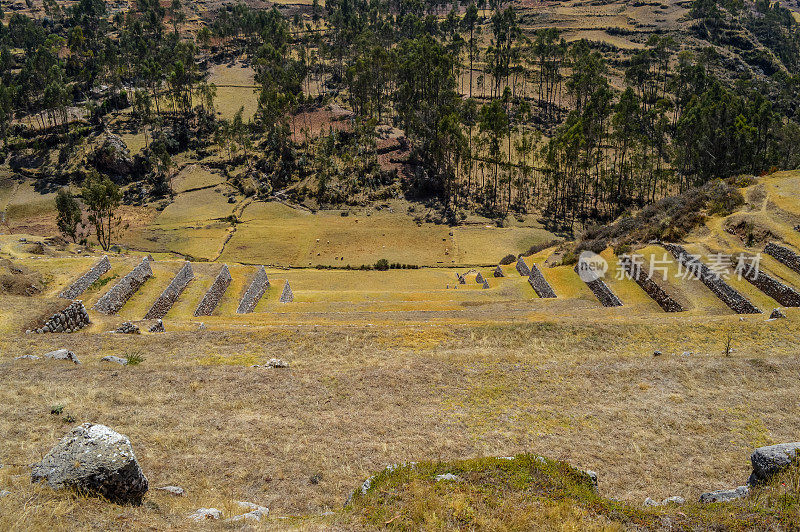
[[125, 352, 146, 366], [499, 254, 517, 265], [375, 259, 390, 271], [50, 404, 64, 415], [62, 414, 76, 424]]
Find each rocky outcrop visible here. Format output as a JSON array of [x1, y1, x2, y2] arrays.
[[749, 442, 800, 485], [144, 262, 194, 320], [664, 244, 760, 314], [30, 423, 148, 505], [194, 265, 231, 316], [94, 257, 153, 315], [279, 281, 293, 303], [236, 266, 269, 314], [528, 264, 557, 298], [59, 256, 111, 300], [90, 134, 134, 178], [738, 255, 800, 306], [148, 319, 165, 332], [764, 242, 800, 275], [30, 301, 91, 333], [620, 255, 684, 312], [516, 257, 531, 276], [101, 356, 128, 366]]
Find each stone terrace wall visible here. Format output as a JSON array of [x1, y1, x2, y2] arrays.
[[620, 256, 684, 312], [764, 242, 800, 275], [739, 257, 800, 307], [194, 265, 232, 316], [279, 280, 294, 303], [144, 261, 194, 319], [664, 244, 760, 314], [516, 257, 531, 276], [528, 264, 557, 299], [30, 300, 90, 333], [59, 256, 111, 300], [94, 257, 153, 315], [573, 264, 623, 307], [236, 266, 270, 314]]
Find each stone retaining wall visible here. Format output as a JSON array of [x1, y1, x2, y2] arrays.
[[194, 265, 232, 316], [764, 242, 800, 275], [30, 300, 90, 333], [94, 257, 153, 315], [59, 256, 111, 300], [738, 257, 800, 307], [620, 256, 684, 312], [516, 257, 531, 276], [664, 244, 760, 314], [144, 262, 194, 319], [279, 281, 293, 303], [236, 266, 269, 314], [574, 265, 623, 307], [528, 264, 557, 298]]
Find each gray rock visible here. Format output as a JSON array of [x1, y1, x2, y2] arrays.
[[699, 485, 749, 503], [43, 349, 80, 364], [226, 501, 269, 522], [493, 266, 505, 278], [15, 355, 40, 360], [653, 351, 662, 357], [0, 489, 9, 498], [434, 473, 461, 482], [101, 356, 128, 366], [645, 495, 685, 507], [749, 442, 800, 485], [30, 423, 148, 505], [769, 308, 786, 319], [267, 358, 289, 368], [148, 319, 165, 333], [188, 508, 222, 521], [156, 485, 185, 496]]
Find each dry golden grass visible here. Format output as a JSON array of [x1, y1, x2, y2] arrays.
[[0, 311, 798, 529]]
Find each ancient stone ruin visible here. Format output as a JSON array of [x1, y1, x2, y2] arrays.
[[94, 257, 153, 315], [664, 244, 760, 314], [574, 264, 623, 307], [29, 300, 91, 334], [456, 273, 466, 284], [516, 257, 531, 276], [59, 256, 111, 300], [475, 272, 486, 285], [237, 266, 269, 314], [114, 321, 140, 334], [144, 261, 194, 319], [493, 266, 505, 278], [764, 242, 800, 275], [279, 280, 294, 303], [737, 254, 800, 306], [528, 264, 557, 299], [619, 255, 684, 312], [195, 265, 232, 317]]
